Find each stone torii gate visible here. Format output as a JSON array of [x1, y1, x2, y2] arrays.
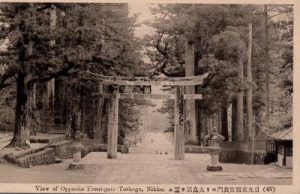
[[84, 71, 208, 160]]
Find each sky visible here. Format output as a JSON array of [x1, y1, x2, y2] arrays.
[[128, 3, 155, 38]]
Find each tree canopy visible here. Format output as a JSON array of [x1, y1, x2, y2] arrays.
[[145, 4, 293, 134]]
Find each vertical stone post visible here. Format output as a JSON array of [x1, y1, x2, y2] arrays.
[[174, 86, 185, 160], [107, 85, 119, 159]]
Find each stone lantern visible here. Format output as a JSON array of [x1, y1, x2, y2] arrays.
[[68, 130, 85, 170], [206, 128, 225, 171]]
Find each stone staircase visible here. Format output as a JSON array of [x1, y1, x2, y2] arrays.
[[1, 134, 130, 168], [2, 133, 72, 168], [49, 140, 72, 159]]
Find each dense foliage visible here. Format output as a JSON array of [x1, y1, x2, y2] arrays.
[[0, 3, 146, 146], [145, 4, 293, 135]]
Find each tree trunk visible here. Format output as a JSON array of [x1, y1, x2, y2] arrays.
[[9, 73, 30, 148], [45, 4, 57, 129], [27, 82, 37, 136], [49, 4, 56, 47], [10, 22, 34, 146], [264, 5, 270, 131], [94, 84, 105, 142], [102, 100, 109, 143], [61, 80, 67, 125], [218, 108, 222, 133], [207, 115, 213, 135], [237, 54, 244, 141], [246, 23, 253, 139], [53, 78, 66, 125], [32, 83, 36, 109], [254, 108, 264, 135], [232, 98, 238, 141], [65, 83, 72, 136], [80, 91, 87, 135], [27, 39, 37, 136], [227, 103, 232, 141], [41, 83, 48, 132], [196, 102, 203, 145], [212, 113, 216, 130], [184, 40, 197, 144], [200, 112, 207, 145], [46, 79, 55, 126], [76, 111, 81, 133], [221, 102, 229, 141], [78, 82, 85, 133]]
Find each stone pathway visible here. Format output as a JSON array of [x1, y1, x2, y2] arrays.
[[0, 152, 292, 184], [0, 132, 292, 184]]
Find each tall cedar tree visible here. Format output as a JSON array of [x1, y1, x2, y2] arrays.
[[0, 3, 143, 147], [145, 4, 293, 138]]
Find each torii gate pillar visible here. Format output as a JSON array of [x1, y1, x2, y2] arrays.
[[107, 85, 119, 159], [174, 86, 185, 160], [86, 72, 208, 160]]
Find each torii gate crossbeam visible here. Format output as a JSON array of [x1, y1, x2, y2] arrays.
[[82, 71, 208, 160]]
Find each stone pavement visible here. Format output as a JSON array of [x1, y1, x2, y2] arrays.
[[0, 132, 292, 184], [0, 151, 292, 184]]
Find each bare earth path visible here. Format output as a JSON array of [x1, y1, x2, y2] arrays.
[[0, 132, 292, 184]]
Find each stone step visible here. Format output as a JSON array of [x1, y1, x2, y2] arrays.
[[30, 134, 66, 144], [14, 144, 49, 159], [2, 143, 48, 160], [3, 145, 56, 168], [16, 148, 56, 168], [2, 136, 71, 167]]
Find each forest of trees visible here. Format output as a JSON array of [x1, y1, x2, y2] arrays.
[[145, 4, 293, 144], [0, 3, 150, 147], [0, 3, 293, 148]]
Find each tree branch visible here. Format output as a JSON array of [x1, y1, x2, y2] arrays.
[[0, 65, 20, 90], [28, 56, 76, 84], [0, 79, 15, 90], [268, 12, 290, 20]]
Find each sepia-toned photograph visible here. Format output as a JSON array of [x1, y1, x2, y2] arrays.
[[0, 1, 296, 193]]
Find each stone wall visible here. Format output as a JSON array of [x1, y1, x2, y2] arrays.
[[219, 149, 268, 164], [219, 140, 275, 164], [5, 148, 56, 168], [80, 140, 129, 158], [49, 140, 72, 159], [185, 145, 209, 154]]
